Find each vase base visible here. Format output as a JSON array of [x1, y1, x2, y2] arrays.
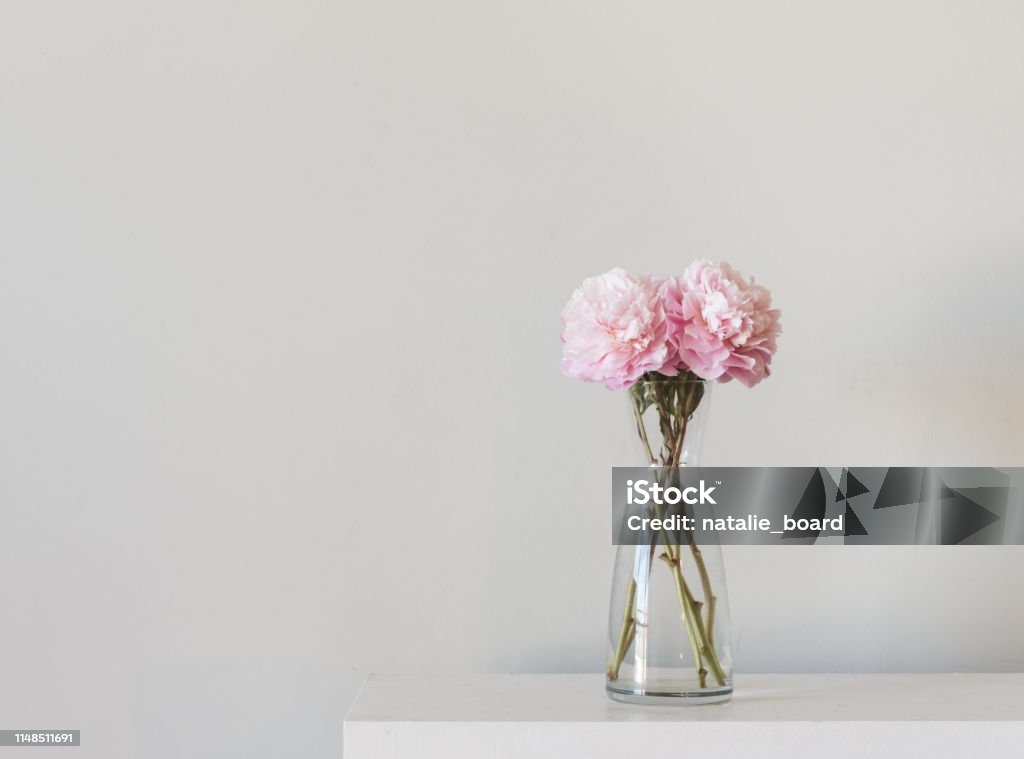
[[606, 684, 732, 706]]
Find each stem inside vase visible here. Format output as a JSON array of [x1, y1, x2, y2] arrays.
[[607, 372, 727, 692]]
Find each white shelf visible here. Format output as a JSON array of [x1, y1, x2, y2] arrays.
[[344, 673, 1024, 758]]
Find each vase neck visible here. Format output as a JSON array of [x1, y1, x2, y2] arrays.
[[627, 377, 712, 467]]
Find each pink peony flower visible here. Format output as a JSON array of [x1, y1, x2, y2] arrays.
[[560, 268, 677, 390], [660, 260, 781, 387]]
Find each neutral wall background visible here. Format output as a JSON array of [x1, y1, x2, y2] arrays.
[[2, 1, 1024, 757]]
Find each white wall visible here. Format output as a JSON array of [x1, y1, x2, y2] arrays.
[[2, 1, 1023, 757]]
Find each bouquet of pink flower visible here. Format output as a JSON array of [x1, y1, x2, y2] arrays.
[[561, 261, 781, 391], [561, 260, 781, 702]]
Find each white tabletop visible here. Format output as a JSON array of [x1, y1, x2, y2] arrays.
[[344, 673, 1024, 758]]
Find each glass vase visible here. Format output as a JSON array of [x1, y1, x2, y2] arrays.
[[606, 373, 734, 705]]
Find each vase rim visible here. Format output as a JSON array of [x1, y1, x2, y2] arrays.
[[633, 374, 705, 384]]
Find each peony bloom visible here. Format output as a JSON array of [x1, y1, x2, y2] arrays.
[[660, 260, 781, 387], [560, 268, 677, 390]]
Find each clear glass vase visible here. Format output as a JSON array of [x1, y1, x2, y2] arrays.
[[606, 374, 734, 705]]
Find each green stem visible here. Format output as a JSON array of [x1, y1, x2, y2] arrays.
[[654, 522, 707, 687], [608, 374, 727, 690], [607, 578, 637, 681], [631, 397, 656, 467], [653, 377, 725, 687], [687, 539, 718, 649], [659, 548, 725, 686]]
